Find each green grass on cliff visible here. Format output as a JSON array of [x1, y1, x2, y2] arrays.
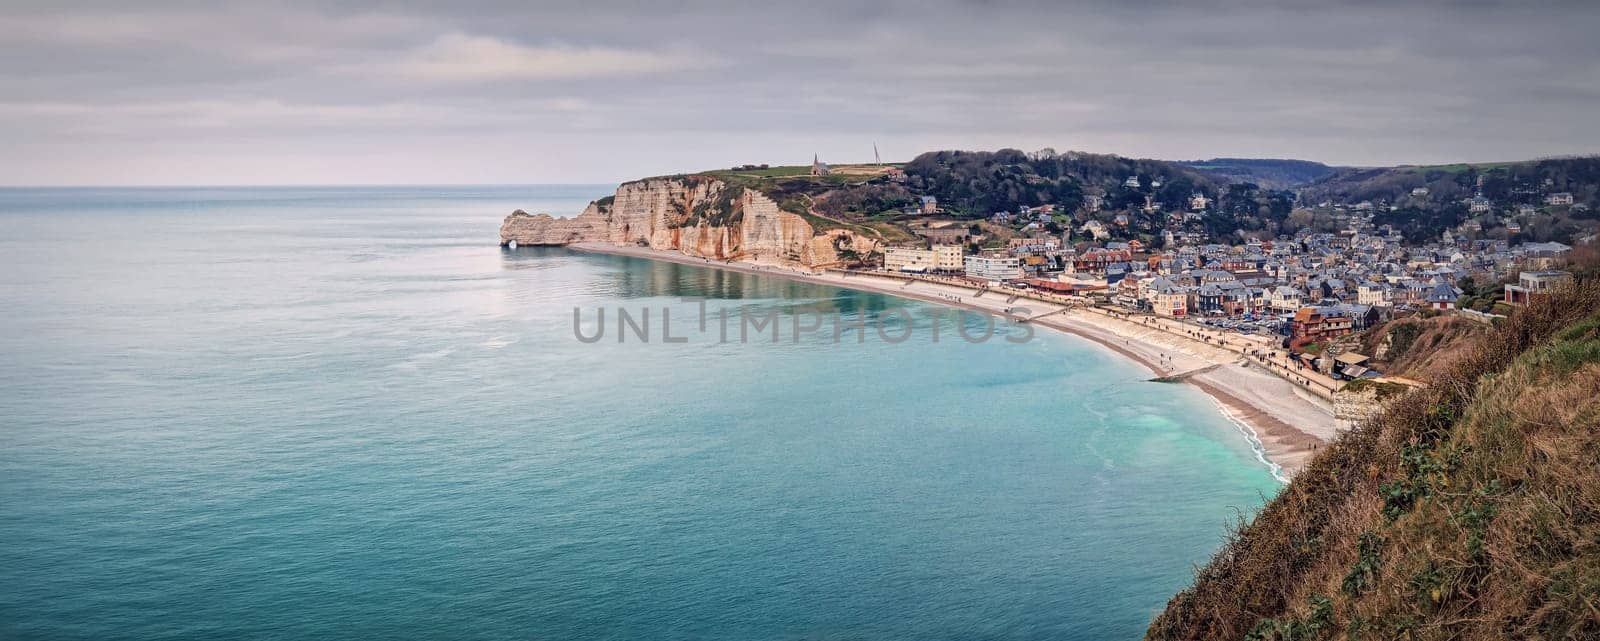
[[1339, 378, 1411, 401], [1147, 264, 1600, 641], [706, 165, 814, 179]]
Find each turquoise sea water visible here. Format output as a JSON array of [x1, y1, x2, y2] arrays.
[[0, 186, 1279, 640]]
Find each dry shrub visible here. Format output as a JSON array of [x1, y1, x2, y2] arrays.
[[1147, 275, 1600, 641]]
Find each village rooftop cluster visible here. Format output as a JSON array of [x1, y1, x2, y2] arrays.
[[873, 196, 1580, 364]]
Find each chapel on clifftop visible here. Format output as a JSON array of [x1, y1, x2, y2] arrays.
[[810, 154, 830, 176]]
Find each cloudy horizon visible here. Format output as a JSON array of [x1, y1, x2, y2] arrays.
[[3, 1, 1598, 186]]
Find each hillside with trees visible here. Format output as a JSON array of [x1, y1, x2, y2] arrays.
[[1178, 158, 1340, 189], [901, 149, 1220, 216], [1300, 157, 1600, 244]]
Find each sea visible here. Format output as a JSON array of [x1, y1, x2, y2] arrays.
[[0, 185, 1280, 640]]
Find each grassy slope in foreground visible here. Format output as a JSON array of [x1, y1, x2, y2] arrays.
[[1147, 269, 1600, 641]]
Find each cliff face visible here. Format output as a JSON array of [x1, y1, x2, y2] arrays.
[[499, 176, 875, 269]]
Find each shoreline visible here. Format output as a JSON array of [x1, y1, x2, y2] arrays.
[[563, 242, 1336, 478]]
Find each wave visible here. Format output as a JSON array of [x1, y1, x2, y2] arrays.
[[1208, 397, 1289, 484]]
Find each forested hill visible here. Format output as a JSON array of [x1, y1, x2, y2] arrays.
[[1298, 157, 1600, 244], [901, 149, 1224, 216], [1178, 158, 1340, 189], [1301, 157, 1600, 207]]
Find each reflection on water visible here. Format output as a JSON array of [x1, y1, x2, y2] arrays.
[[502, 246, 924, 320]]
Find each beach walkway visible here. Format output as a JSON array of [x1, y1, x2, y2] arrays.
[[859, 269, 1345, 399]]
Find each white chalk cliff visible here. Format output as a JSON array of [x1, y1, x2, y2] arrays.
[[500, 176, 878, 269]]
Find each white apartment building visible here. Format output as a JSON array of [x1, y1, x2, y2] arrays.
[[883, 247, 936, 273], [884, 245, 965, 273], [931, 245, 964, 272], [964, 255, 1023, 282]]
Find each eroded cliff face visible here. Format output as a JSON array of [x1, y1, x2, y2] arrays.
[[499, 176, 877, 269]]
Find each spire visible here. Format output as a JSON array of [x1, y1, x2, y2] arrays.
[[810, 153, 830, 176]]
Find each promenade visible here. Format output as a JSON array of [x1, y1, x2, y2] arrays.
[[848, 268, 1344, 400]]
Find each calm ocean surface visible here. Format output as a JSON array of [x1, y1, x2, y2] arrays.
[[0, 186, 1278, 640]]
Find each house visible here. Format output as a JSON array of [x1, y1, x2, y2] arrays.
[[1332, 351, 1374, 380], [920, 196, 939, 214], [1080, 220, 1110, 241], [1007, 237, 1060, 254], [1357, 281, 1391, 306], [1545, 192, 1574, 206], [1521, 241, 1572, 268], [1073, 248, 1133, 274], [1468, 196, 1493, 214], [1152, 282, 1189, 317], [964, 255, 1023, 282], [1084, 194, 1104, 212], [1522, 241, 1572, 257], [1190, 193, 1211, 211], [1112, 275, 1142, 307], [1292, 306, 1354, 341], [1123, 175, 1141, 188], [1268, 285, 1303, 312], [1225, 286, 1266, 317], [1195, 283, 1225, 315], [1504, 270, 1572, 305], [1396, 279, 1430, 305], [1425, 282, 1460, 309], [1334, 303, 1382, 330], [1411, 187, 1430, 197]]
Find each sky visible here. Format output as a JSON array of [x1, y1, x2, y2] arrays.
[[2, 1, 1598, 186]]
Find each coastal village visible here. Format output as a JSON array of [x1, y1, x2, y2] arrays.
[[862, 158, 1588, 384]]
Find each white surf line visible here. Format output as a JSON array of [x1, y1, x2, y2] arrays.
[[1208, 397, 1289, 484]]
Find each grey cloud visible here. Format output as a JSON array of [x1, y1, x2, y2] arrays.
[[0, 0, 1597, 185]]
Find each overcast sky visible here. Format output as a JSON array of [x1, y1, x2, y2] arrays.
[[3, 1, 1598, 185]]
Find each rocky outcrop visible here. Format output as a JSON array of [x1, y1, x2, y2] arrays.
[[498, 208, 606, 245], [499, 176, 877, 270], [1332, 386, 1384, 429]]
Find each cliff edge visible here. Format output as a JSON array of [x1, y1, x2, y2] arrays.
[[1147, 269, 1600, 641], [499, 176, 878, 270]]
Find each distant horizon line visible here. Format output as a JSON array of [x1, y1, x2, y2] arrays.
[[0, 182, 625, 189], [4, 151, 1596, 190]]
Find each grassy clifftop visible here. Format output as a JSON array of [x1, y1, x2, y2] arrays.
[[1356, 315, 1489, 380], [1148, 269, 1600, 640]]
